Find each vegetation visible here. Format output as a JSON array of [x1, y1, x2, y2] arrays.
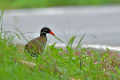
[[0, 0, 120, 9], [1, 28, 120, 80], [0, 11, 120, 80]]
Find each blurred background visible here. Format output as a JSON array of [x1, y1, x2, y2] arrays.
[[0, 0, 120, 49], [0, 0, 120, 9]]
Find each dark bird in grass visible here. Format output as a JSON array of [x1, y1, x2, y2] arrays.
[[24, 27, 55, 57]]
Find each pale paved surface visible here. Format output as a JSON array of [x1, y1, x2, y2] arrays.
[[1, 5, 120, 46]]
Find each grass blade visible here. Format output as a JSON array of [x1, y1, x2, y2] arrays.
[[0, 10, 4, 22], [54, 35, 65, 43], [76, 33, 86, 52], [15, 27, 28, 42], [68, 36, 76, 48], [0, 10, 4, 38]]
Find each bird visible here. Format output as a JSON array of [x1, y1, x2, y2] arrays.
[[24, 27, 55, 57]]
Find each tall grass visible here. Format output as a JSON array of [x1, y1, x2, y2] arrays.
[[0, 12, 120, 80]]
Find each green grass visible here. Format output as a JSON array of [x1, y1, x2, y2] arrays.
[[1, 33, 120, 80], [0, 0, 120, 9], [1, 29, 120, 80], [0, 11, 120, 80]]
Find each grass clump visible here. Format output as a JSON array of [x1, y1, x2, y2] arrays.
[[0, 30, 120, 80]]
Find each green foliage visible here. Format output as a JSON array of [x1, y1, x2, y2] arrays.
[[0, 30, 120, 80], [0, 14, 120, 79], [0, 0, 120, 9]]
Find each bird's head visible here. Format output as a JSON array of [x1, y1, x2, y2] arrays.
[[40, 27, 55, 36]]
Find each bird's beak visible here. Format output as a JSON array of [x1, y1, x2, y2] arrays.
[[49, 31, 55, 36]]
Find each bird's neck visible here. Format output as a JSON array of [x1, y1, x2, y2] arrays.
[[40, 32, 46, 37]]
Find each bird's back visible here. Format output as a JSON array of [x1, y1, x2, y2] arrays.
[[24, 36, 47, 56]]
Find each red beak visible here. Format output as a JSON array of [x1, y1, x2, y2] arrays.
[[49, 31, 55, 36]]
